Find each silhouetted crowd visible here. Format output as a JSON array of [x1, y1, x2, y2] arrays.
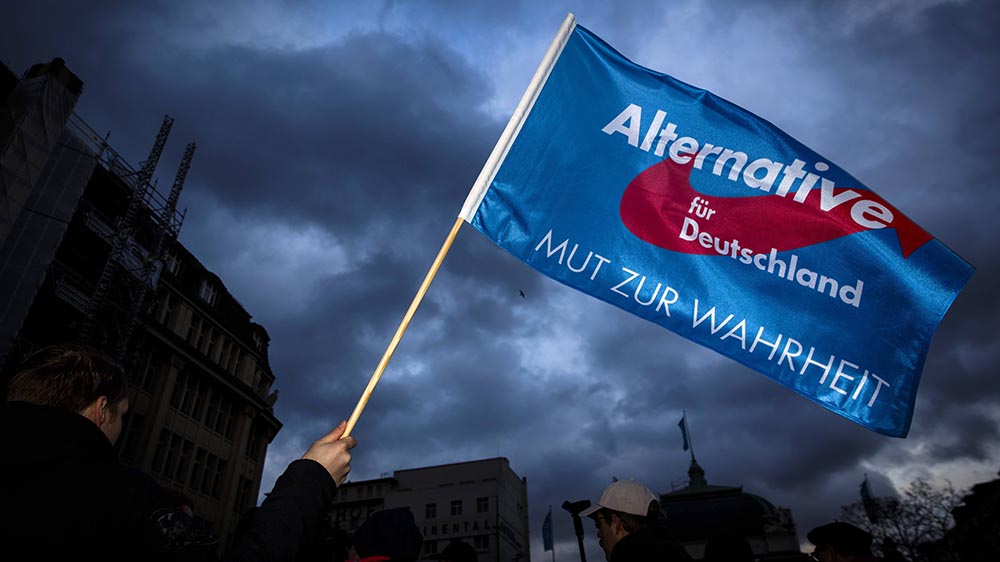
[[0, 344, 891, 561]]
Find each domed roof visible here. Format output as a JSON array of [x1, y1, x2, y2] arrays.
[[659, 458, 784, 541]]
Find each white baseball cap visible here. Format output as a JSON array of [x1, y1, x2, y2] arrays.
[[581, 480, 658, 518]]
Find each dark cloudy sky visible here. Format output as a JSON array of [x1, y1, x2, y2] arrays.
[[4, 0, 998, 557]]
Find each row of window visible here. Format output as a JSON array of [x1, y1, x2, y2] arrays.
[[336, 483, 386, 501], [187, 311, 244, 375], [425, 497, 490, 518], [151, 428, 228, 500], [422, 537, 488, 556], [159, 294, 273, 401], [158, 293, 247, 375], [169, 370, 237, 440], [163, 250, 215, 308]]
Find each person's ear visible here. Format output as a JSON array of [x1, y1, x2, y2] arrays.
[[96, 396, 109, 425], [79, 396, 107, 426], [610, 513, 625, 535]]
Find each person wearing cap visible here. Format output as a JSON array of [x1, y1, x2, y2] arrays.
[[582, 480, 692, 562], [426, 540, 478, 562], [807, 521, 880, 562]]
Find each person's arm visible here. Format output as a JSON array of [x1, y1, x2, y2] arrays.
[[226, 421, 357, 562]]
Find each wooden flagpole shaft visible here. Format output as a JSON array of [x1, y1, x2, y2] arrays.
[[342, 215, 465, 438]]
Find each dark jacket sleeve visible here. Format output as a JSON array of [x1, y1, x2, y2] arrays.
[[225, 459, 337, 562]]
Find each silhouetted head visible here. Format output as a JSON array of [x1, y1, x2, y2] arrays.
[[7, 344, 129, 444], [351, 507, 423, 562]]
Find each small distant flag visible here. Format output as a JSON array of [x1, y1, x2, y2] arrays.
[[678, 414, 691, 452], [542, 506, 553, 552], [860, 475, 879, 523]]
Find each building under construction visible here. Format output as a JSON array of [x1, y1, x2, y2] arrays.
[[0, 58, 282, 541]]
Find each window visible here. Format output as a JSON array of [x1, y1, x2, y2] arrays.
[[212, 460, 227, 499], [477, 497, 489, 513], [204, 392, 220, 428], [187, 316, 202, 344], [450, 500, 462, 516], [223, 405, 236, 440], [220, 339, 233, 370], [192, 383, 208, 420], [229, 349, 242, 375], [201, 454, 218, 494], [214, 397, 233, 437], [180, 377, 196, 414], [196, 323, 211, 353], [158, 293, 173, 325], [425, 503, 437, 519], [117, 412, 144, 463], [131, 356, 156, 394], [474, 536, 489, 549], [165, 251, 182, 275], [152, 429, 170, 474], [198, 279, 218, 306], [189, 448, 207, 489], [205, 329, 218, 359], [169, 372, 187, 408], [175, 440, 194, 483], [165, 433, 182, 477]]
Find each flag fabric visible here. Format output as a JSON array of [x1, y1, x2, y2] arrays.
[[678, 415, 690, 451], [460, 15, 973, 437], [860, 476, 880, 523], [542, 507, 553, 552]]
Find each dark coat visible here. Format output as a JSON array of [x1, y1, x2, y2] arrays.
[[0, 401, 337, 562], [225, 459, 338, 562], [0, 401, 212, 561], [610, 524, 694, 562]]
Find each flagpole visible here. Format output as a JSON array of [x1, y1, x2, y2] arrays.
[[343, 216, 464, 437], [343, 14, 578, 438]]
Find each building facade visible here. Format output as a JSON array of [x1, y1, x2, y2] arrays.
[[330, 458, 531, 562], [0, 58, 281, 541], [660, 458, 808, 561]]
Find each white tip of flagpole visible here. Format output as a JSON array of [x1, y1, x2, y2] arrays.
[[458, 12, 578, 223]]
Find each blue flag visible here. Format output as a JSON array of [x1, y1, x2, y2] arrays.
[[678, 415, 690, 451], [542, 507, 553, 552], [460, 15, 973, 437]]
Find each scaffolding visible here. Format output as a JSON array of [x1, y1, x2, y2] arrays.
[[115, 141, 196, 358], [74, 113, 193, 359], [0, 58, 192, 370]]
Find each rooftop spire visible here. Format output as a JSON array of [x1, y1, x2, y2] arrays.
[[688, 456, 707, 488]]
